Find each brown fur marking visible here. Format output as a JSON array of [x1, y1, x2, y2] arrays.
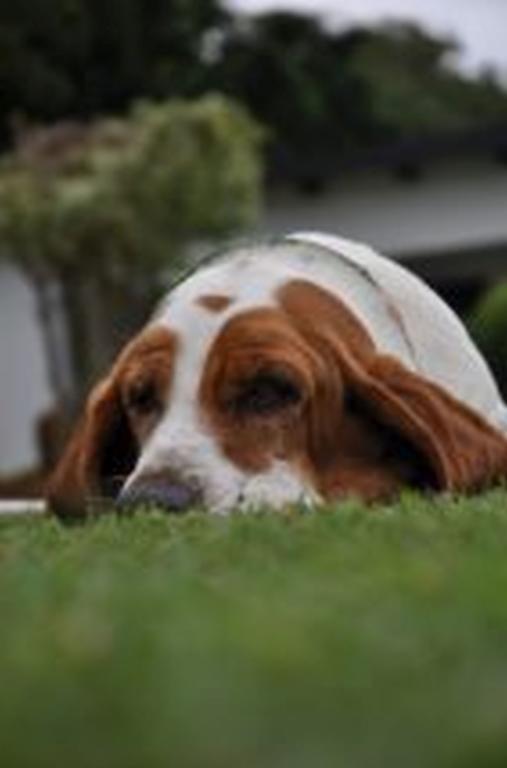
[[196, 294, 234, 313]]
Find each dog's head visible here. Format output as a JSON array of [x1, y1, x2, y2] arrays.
[[47, 250, 507, 519]]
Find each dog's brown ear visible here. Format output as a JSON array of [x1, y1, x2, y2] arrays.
[[280, 278, 507, 499], [335, 347, 507, 494], [47, 325, 176, 520], [46, 377, 138, 520]]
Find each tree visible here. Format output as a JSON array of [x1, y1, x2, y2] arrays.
[[2, 3, 507, 158], [208, 13, 375, 168], [346, 22, 507, 138], [0, 0, 228, 144], [204, 13, 507, 177], [0, 95, 263, 413]]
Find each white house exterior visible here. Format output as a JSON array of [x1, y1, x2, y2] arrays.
[[260, 157, 507, 266], [0, 263, 53, 473], [1, 133, 507, 473]]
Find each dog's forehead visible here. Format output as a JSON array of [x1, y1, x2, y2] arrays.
[[154, 248, 301, 340], [145, 250, 295, 406]]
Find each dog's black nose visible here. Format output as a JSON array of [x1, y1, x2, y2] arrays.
[[117, 475, 199, 514]]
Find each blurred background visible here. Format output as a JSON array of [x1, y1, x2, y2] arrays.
[[0, 0, 506, 496]]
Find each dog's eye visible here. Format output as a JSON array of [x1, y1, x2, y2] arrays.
[[234, 373, 301, 416], [125, 379, 160, 415]]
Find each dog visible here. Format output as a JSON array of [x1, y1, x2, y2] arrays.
[[47, 232, 507, 518]]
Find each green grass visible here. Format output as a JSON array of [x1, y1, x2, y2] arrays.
[[2, 492, 507, 768]]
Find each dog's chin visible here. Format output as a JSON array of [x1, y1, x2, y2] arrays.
[[206, 461, 320, 516]]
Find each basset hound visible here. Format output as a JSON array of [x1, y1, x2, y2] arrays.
[[47, 232, 507, 518]]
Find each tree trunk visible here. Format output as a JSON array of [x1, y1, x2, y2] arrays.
[[59, 270, 154, 409], [31, 271, 75, 414]]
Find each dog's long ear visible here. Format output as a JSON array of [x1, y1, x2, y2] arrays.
[[340, 351, 507, 493], [47, 325, 175, 520], [280, 279, 507, 499], [316, 312, 507, 496], [46, 376, 138, 520]]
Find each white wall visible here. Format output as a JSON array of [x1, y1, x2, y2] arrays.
[[260, 158, 507, 258], [0, 264, 54, 473]]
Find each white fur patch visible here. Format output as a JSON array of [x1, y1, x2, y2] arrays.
[[237, 462, 321, 513]]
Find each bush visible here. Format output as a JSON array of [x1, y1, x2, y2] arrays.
[[468, 280, 507, 396], [0, 95, 264, 409]]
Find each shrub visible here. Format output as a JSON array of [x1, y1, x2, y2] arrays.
[[468, 280, 507, 396], [0, 96, 264, 410]]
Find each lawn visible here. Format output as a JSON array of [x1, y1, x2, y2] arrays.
[[2, 492, 507, 768]]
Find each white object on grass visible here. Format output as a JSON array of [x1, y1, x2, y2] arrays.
[[0, 499, 47, 516]]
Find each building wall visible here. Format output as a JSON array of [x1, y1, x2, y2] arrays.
[[0, 263, 53, 473], [260, 158, 507, 259]]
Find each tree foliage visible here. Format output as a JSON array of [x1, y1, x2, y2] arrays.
[[2, 4, 507, 157], [209, 15, 507, 163], [0, 0, 226, 141], [0, 96, 262, 276], [207, 13, 376, 162], [347, 22, 507, 138]]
